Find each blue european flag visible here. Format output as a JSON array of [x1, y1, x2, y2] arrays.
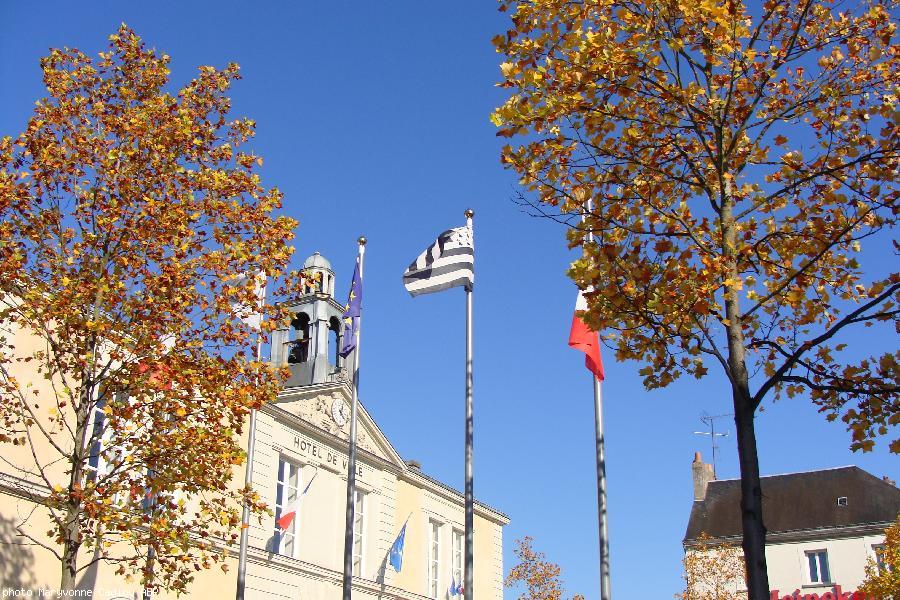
[[339, 260, 362, 359], [389, 521, 407, 572]]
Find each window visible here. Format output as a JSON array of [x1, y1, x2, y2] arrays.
[[806, 550, 831, 584], [352, 490, 366, 576], [287, 313, 311, 364], [85, 401, 109, 482], [274, 457, 302, 557], [428, 519, 441, 598], [452, 528, 463, 592], [84, 396, 127, 504], [329, 317, 343, 368], [873, 544, 889, 573]]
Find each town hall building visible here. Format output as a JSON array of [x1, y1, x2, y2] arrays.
[[0, 252, 508, 599]]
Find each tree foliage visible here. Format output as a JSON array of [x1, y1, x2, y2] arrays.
[[492, 0, 897, 451], [492, 1, 897, 596], [505, 537, 585, 600], [859, 516, 900, 598], [0, 26, 297, 592], [679, 533, 747, 600]]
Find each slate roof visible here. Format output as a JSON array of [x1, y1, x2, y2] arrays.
[[685, 466, 900, 543]]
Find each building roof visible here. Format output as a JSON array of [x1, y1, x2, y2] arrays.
[[302, 251, 332, 271], [685, 466, 900, 543]]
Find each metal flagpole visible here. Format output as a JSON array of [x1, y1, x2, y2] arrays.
[[342, 237, 366, 600], [235, 408, 256, 600], [236, 277, 266, 600], [594, 377, 611, 599], [584, 199, 611, 600], [463, 209, 475, 600]]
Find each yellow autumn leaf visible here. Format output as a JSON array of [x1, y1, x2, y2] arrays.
[[786, 288, 805, 304]]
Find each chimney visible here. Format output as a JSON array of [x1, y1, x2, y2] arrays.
[[405, 459, 422, 471], [692, 452, 715, 501]]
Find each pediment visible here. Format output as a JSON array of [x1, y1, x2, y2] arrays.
[[274, 382, 406, 470]]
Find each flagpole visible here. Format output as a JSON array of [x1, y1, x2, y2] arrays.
[[584, 200, 611, 600], [235, 276, 266, 600], [594, 376, 611, 599], [342, 236, 366, 600], [235, 356, 261, 600], [463, 209, 475, 600]]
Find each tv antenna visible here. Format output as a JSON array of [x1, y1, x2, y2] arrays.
[[693, 412, 732, 476]]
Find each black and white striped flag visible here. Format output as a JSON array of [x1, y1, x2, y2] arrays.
[[402, 225, 474, 296]]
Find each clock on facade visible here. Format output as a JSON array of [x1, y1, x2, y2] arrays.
[[331, 398, 349, 427]]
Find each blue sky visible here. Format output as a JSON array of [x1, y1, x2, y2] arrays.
[[1, 2, 895, 598]]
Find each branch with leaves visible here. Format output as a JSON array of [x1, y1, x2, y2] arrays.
[[679, 533, 747, 600], [492, 0, 897, 597], [858, 516, 900, 598], [0, 26, 303, 593], [505, 537, 584, 600]]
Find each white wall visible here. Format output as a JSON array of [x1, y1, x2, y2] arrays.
[[765, 534, 884, 598]]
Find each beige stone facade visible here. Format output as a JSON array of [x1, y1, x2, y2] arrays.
[[0, 321, 507, 599], [235, 380, 508, 600]]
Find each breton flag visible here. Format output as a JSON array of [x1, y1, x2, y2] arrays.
[[569, 289, 605, 380], [339, 259, 363, 358], [276, 471, 317, 531], [232, 270, 267, 330], [402, 225, 474, 296], [388, 519, 408, 572]]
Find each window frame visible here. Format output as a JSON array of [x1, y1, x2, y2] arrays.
[[427, 519, 441, 598], [84, 400, 110, 482], [352, 489, 366, 577], [83, 393, 135, 506], [452, 528, 464, 593], [805, 549, 831, 584], [274, 456, 303, 559], [872, 544, 889, 573]]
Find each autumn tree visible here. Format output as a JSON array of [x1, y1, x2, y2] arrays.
[[492, 0, 898, 598], [505, 537, 585, 600], [859, 516, 900, 598], [0, 26, 297, 592], [679, 533, 747, 600]]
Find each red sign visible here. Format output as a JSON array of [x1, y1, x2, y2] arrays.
[[770, 586, 872, 600]]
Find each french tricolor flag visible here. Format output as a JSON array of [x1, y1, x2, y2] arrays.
[[569, 290, 605, 380], [276, 471, 317, 531]]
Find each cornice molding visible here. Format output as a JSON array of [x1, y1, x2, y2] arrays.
[[244, 545, 434, 600], [684, 521, 892, 549], [262, 401, 509, 526]]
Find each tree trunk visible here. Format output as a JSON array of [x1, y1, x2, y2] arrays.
[[725, 315, 770, 598], [721, 187, 770, 599], [733, 389, 770, 599], [60, 378, 93, 590], [60, 502, 83, 590], [724, 289, 770, 597]]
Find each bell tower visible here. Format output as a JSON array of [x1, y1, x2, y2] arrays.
[[271, 252, 348, 387]]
